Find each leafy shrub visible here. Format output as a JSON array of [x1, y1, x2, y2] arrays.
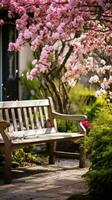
[[12, 147, 48, 167], [86, 96, 107, 122], [86, 168, 112, 200], [20, 62, 43, 100], [69, 83, 96, 114], [12, 149, 39, 166], [85, 103, 112, 200], [57, 119, 78, 132]]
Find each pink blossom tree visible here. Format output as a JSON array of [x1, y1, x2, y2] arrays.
[[0, 0, 112, 110]]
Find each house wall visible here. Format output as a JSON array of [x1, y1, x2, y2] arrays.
[[19, 44, 33, 99]]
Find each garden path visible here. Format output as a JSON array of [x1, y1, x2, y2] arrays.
[[0, 159, 88, 200]]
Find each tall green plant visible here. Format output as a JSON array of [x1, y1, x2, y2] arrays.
[[85, 103, 112, 200]]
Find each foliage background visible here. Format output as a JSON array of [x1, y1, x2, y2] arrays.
[[84, 102, 112, 200]]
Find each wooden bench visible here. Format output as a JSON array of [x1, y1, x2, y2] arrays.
[[0, 97, 87, 183]]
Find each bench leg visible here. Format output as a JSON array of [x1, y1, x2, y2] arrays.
[[48, 142, 56, 164], [4, 147, 12, 184], [79, 145, 86, 168]]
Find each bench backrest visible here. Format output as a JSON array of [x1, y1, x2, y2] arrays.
[[0, 99, 56, 134]]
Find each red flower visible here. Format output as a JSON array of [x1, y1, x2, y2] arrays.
[[81, 120, 90, 128]]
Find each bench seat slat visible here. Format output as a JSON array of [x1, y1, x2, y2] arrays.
[[13, 128, 56, 138], [0, 128, 56, 142], [0, 131, 83, 143], [12, 133, 84, 145]]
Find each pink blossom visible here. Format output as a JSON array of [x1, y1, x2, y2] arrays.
[[16, 14, 29, 30], [0, 0, 112, 99], [39, 65, 48, 73], [31, 36, 43, 51], [23, 29, 33, 40], [29, 25, 38, 34], [57, 23, 65, 34], [109, 76, 112, 84], [52, 32, 60, 40], [8, 43, 16, 51], [69, 0, 78, 7], [101, 78, 110, 90], [8, 10, 14, 18], [105, 45, 112, 55], [46, 22, 53, 29], [16, 6, 26, 16], [30, 68, 38, 76], [0, 19, 4, 26], [26, 72, 33, 80]]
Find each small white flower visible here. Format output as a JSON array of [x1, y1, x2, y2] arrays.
[[101, 78, 110, 89], [32, 59, 37, 65], [109, 76, 112, 84], [100, 59, 106, 65], [95, 89, 106, 98], [68, 79, 77, 87], [109, 92, 112, 99], [89, 75, 99, 83]]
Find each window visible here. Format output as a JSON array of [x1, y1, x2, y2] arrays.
[[1, 24, 19, 101]]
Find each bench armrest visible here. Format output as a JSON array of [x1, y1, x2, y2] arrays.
[[51, 111, 87, 135], [0, 120, 10, 130], [0, 120, 11, 143], [51, 111, 87, 121]]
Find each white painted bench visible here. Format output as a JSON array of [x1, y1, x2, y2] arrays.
[[0, 97, 87, 183]]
